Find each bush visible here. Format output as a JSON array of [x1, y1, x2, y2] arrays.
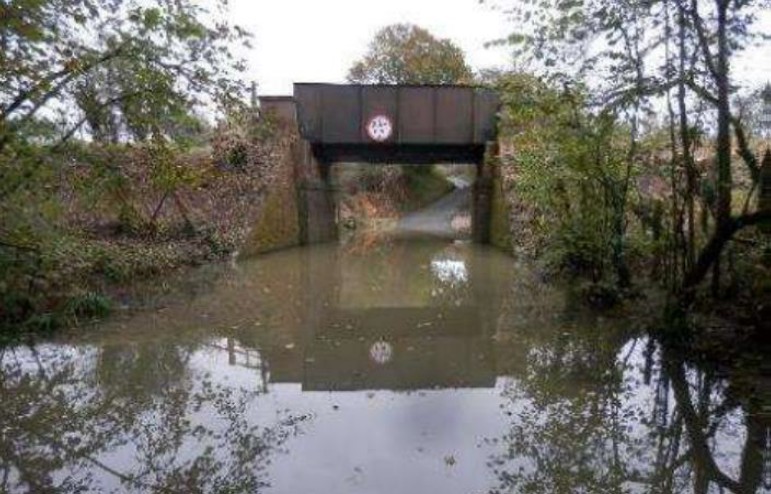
[[496, 73, 638, 289]]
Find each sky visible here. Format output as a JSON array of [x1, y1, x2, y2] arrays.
[[226, 0, 771, 97], [227, 0, 513, 95]]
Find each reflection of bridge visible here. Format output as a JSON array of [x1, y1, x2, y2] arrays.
[[229, 240, 505, 392], [207, 339, 270, 392], [300, 306, 496, 391], [225, 309, 496, 392]]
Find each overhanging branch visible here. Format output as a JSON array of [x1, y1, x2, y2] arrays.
[[681, 209, 771, 302]]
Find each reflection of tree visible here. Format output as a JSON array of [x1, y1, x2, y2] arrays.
[[487, 327, 771, 494], [662, 346, 769, 494], [488, 324, 637, 494], [96, 342, 195, 405], [0, 343, 307, 493]]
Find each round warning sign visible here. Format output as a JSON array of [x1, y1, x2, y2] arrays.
[[366, 114, 393, 142]]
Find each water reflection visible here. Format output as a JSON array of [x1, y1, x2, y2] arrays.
[[431, 251, 468, 287], [487, 329, 771, 494], [368, 340, 393, 365], [1, 238, 769, 493], [0, 343, 307, 493]]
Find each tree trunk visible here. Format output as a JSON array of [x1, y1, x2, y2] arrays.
[[712, 0, 733, 294], [681, 210, 771, 304], [677, 5, 697, 270]]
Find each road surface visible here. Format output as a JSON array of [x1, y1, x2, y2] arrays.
[[395, 177, 471, 239]]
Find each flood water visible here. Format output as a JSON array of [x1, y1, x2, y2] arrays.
[[2, 236, 770, 493]]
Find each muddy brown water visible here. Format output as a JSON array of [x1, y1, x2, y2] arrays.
[[1, 237, 770, 493]]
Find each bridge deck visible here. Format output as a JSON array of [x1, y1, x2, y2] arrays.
[[293, 83, 499, 148]]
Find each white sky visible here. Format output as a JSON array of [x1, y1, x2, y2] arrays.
[[228, 0, 513, 95], [226, 0, 771, 96]]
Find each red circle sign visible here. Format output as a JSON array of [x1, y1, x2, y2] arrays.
[[366, 114, 393, 142]]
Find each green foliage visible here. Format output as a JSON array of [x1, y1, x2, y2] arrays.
[[347, 24, 473, 85], [497, 72, 637, 290], [0, 1, 312, 335], [0, 0, 246, 253], [65, 291, 112, 319], [0, 0, 251, 333], [144, 135, 200, 194], [489, 168, 513, 253], [491, 0, 771, 305], [0, 239, 112, 335], [1, 0, 249, 149], [0, 117, 297, 333]]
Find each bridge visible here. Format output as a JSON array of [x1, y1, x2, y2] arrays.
[[244, 83, 508, 254], [292, 83, 498, 163]]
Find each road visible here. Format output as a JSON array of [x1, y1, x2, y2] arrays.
[[395, 177, 471, 239]]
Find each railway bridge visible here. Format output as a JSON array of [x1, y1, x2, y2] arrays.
[[244, 83, 509, 254]]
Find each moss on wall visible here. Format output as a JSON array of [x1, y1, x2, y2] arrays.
[[482, 143, 513, 254], [239, 182, 300, 257], [489, 166, 513, 254]]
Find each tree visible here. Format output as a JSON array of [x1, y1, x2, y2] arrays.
[[0, 0, 251, 327], [0, 0, 249, 153], [490, 0, 771, 299], [0, 0, 249, 228], [347, 24, 473, 85], [494, 72, 637, 291]]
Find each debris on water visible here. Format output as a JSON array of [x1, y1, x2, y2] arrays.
[[284, 343, 295, 350]]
